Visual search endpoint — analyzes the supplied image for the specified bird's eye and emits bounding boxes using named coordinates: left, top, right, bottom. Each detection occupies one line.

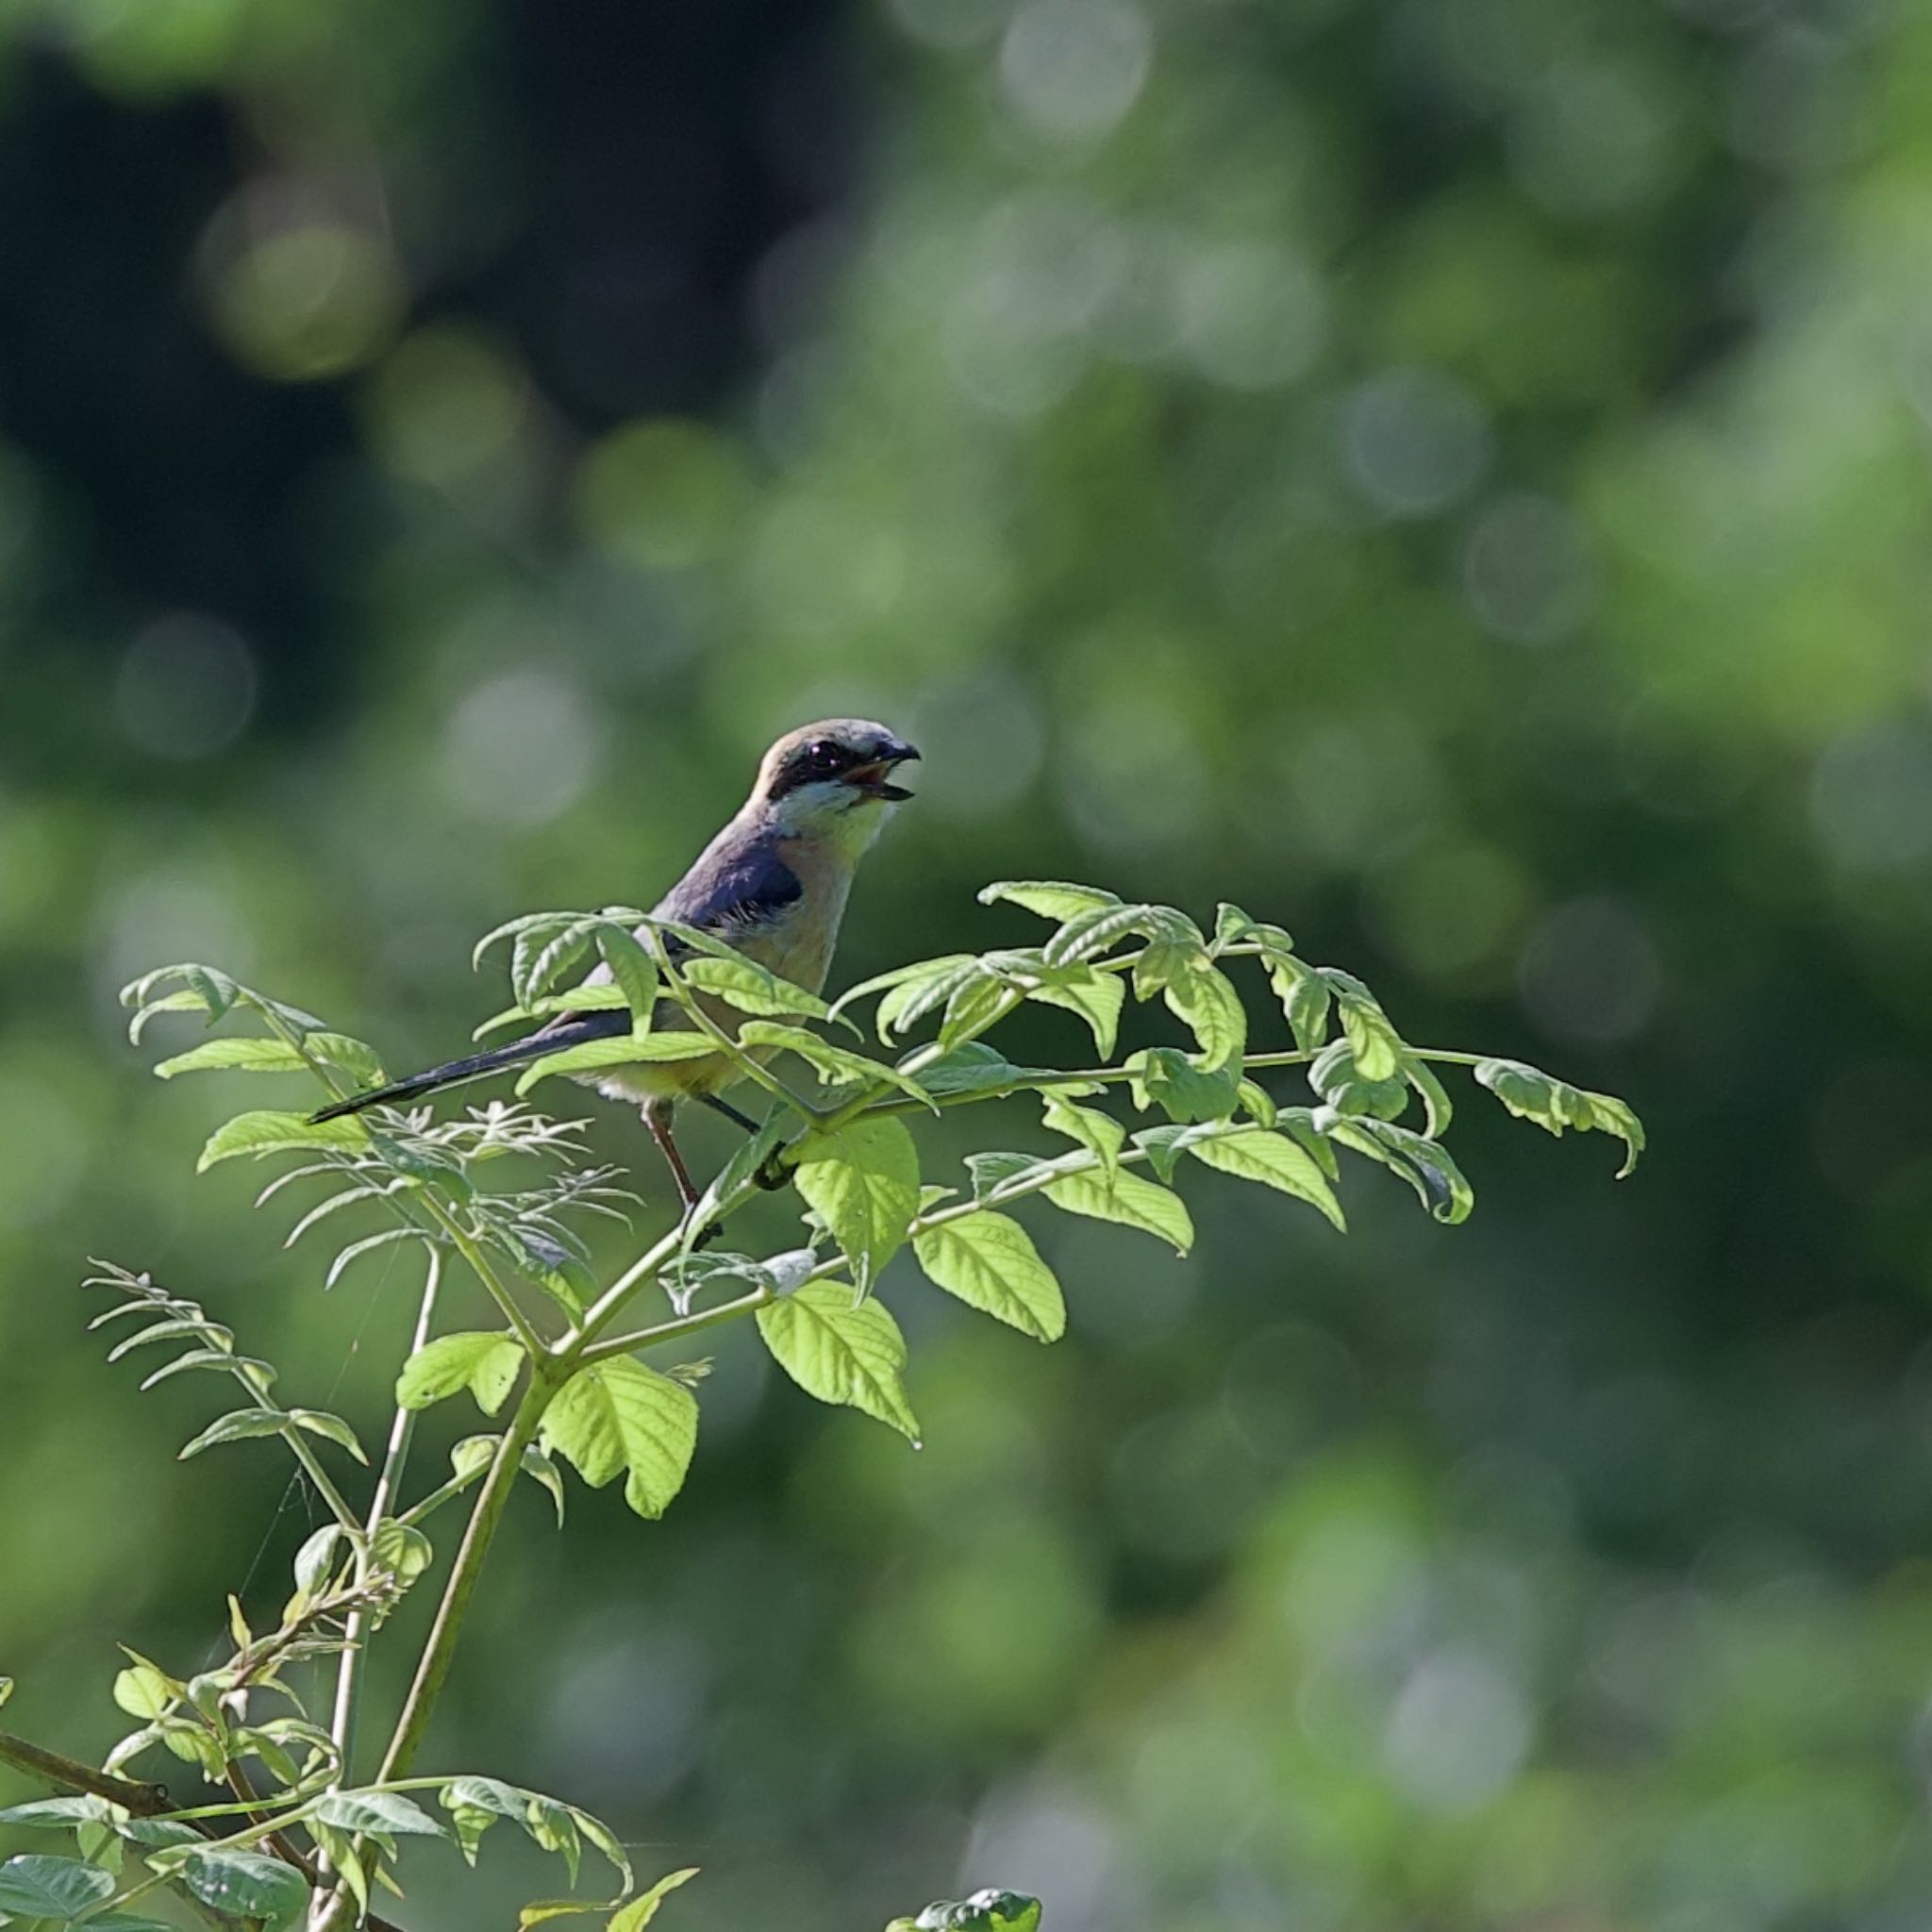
left=804, top=741, right=843, bottom=775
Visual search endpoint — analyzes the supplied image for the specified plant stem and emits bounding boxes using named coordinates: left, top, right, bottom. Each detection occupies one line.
left=328, top=1246, right=442, bottom=1783
left=375, top=1370, right=554, bottom=1783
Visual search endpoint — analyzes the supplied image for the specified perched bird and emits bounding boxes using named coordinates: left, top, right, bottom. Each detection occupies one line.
left=312, top=719, right=920, bottom=1215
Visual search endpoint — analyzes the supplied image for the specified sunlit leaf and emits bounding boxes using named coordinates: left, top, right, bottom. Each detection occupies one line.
left=757, top=1282, right=920, bottom=1441
left=177, top=1408, right=291, bottom=1459
left=1124, top=1047, right=1241, bottom=1124
left=913, top=1212, right=1065, bottom=1342
left=1474, top=1058, right=1645, bottom=1176
left=1043, top=1164, right=1194, bottom=1253
left=541, top=1358, right=700, bottom=1520
left=197, top=1110, right=368, bottom=1172
left=680, top=954, right=828, bottom=1018
left=977, top=880, right=1123, bottom=922
left=396, top=1331, right=525, bottom=1417
left=514, top=1031, right=717, bottom=1095
left=1024, top=962, right=1124, bottom=1057
left=792, top=1116, right=921, bottom=1295
left=177, top=1847, right=308, bottom=1929
left=155, top=1037, right=308, bottom=1079
left=1183, top=1128, right=1345, bottom=1230
left=310, top=1790, right=446, bottom=1839
left=608, top=1867, right=701, bottom=1930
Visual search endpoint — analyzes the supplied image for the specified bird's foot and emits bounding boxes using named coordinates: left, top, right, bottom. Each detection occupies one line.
left=754, top=1148, right=794, bottom=1191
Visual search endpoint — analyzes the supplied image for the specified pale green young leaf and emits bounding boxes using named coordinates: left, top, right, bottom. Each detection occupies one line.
left=396, top=1332, right=526, bottom=1415
left=757, top=1282, right=921, bottom=1441
left=1024, top=962, right=1124, bottom=1057
left=514, top=1031, right=717, bottom=1094
left=1041, top=1094, right=1124, bottom=1180
left=608, top=1868, right=701, bottom=1931
left=197, top=1110, right=368, bottom=1171
left=594, top=925, right=661, bottom=1028
left=1474, top=1058, right=1645, bottom=1176
left=309, top=1033, right=387, bottom=1086
left=325, top=1225, right=422, bottom=1290
left=371, top=1518, right=434, bottom=1584
left=737, top=1022, right=938, bottom=1109
left=1308, top=1039, right=1410, bottom=1121
left=1237, top=1077, right=1277, bottom=1127
left=1044, top=1164, right=1194, bottom=1253
left=1161, top=958, right=1246, bottom=1070
left=910, top=1042, right=1049, bottom=1097
left=1184, top=1128, right=1346, bottom=1230
left=155, top=1037, right=308, bottom=1079
left=913, top=1213, right=1065, bottom=1342
left=111, top=1659, right=178, bottom=1720
left=977, top=880, right=1123, bottom=922
left=293, top=1523, right=343, bottom=1594
left=127, top=987, right=209, bottom=1042
left=1265, top=954, right=1332, bottom=1051
left=937, top=972, right=1014, bottom=1048
left=0, top=1795, right=114, bottom=1828
left=793, top=1116, right=921, bottom=1295
left=1403, top=1055, right=1455, bottom=1137
left=541, top=1358, right=699, bottom=1520
left=473, top=984, right=630, bottom=1041
left=1041, top=901, right=1157, bottom=966
left=1321, top=969, right=1404, bottom=1081
left=964, top=1151, right=1047, bottom=1199
left=869, top=957, right=983, bottom=1039
left=681, top=954, right=829, bottom=1019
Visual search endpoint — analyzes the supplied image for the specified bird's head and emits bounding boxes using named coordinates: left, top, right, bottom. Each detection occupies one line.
left=749, top=719, right=922, bottom=851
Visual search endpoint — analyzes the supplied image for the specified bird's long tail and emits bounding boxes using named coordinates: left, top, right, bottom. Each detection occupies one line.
left=309, top=1012, right=626, bottom=1124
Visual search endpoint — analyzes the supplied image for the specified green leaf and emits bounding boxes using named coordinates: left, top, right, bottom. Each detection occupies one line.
left=594, top=925, right=661, bottom=1028
left=1308, top=1039, right=1410, bottom=1121
left=1403, top=1054, right=1455, bottom=1137
left=396, top=1332, right=526, bottom=1416
left=1124, top=1047, right=1241, bottom=1124
left=177, top=1848, right=308, bottom=1929
left=112, top=1660, right=178, bottom=1720
left=177, top=1408, right=292, bottom=1459
left=126, top=986, right=210, bottom=1042
left=371, top=1518, right=435, bottom=1585
left=289, top=1407, right=370, bottom=1461
left=523, top=1442, right=569, bottom=1524
left=1041, top=1095, right=1124, bottom=1180
left=964, top=1151, right=1048, bottom=1199
left=155, top=1037, right=308, bottom=1079
left=541, top=1357, right=700, bottom=1520
left=1024, top=963, right=1124, bottom=1057
left=310, top=1032, right=386, bottom=1085
left=758, top=1282, right=921, bottom=1441
left=0, top=1855, right=117, bottom=1919
left=1183, top=1128, right=1346, bottom=1230
left=862, top=956, right=984, bottom=1040
left=197, top=1110, right=368, bottom=1171
left=792, top=1116, right=921, bottom=1295
left=913, top=1213, right=1065, bottom=1342
left=1265, top=953, right=1332, bottom=1051
left=977, top=880, right=1122, bottom=922
left=911, top=1042, right=1041, bottom=1097
left=1041, top=901, right=1158, bottom=966
left=1324, top=1115, right=1474, bottom=1223
left=608, top=1867, right=701, bottom=1931
left=1044, top=1164, right=1194, bottom=1254
left=1321, top=969, right=1404, bottom=1081
left=515, top=1030, right=718, bottom=1094
left=680, top=954, right=829, bottom=1018
left=292, top=1523, right=343, bottom=1594
left=737, top=1023, right=938, bottom=1109
left=310, top=1790, right=446, bottom=1838
left=1474, top=1058, right=1645, bottom=1176
left=1161, top=958, right=1246, bottom=1070
left=0, top=1796, right=115, bottom=1828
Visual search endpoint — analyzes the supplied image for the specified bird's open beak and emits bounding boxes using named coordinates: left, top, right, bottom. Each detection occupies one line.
left=847, top=743, right=921, bottom=802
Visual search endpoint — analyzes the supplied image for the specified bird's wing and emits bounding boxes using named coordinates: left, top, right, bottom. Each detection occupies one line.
left=651, top=830, right=804, bottom=942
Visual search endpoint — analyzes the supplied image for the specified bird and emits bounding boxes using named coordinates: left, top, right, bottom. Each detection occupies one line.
left=312, top=719, right=920, bottom=1218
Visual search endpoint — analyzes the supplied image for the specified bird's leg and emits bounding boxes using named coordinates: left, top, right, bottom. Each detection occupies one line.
left=642, top=1100, right=724, bottom=1249
left=697, top=1092, right=762, bottom=1136
left=697, top=1090, right=793, bottom=1191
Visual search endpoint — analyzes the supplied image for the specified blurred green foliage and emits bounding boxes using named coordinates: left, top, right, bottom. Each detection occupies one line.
left=3, top=0, right=1931, bottom=1926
